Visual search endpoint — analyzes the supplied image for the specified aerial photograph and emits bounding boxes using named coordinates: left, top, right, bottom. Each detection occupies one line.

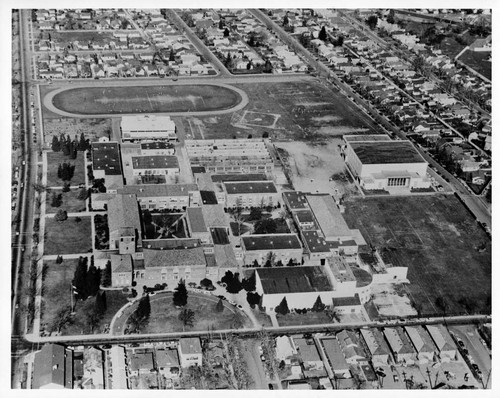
left=10, top=5, right=492, bottom=391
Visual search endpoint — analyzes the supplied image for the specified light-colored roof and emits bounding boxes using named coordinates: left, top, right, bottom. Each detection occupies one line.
left=129, top=352, right=154, bottom=372
left=425, top=324, right=456, bottom=353
left=321, top=338, right=350, bottom=372
left=201, top=204, right=228, bottom=227
left=294, top=338, right=322, bottom=363
left=107, top=194, right=141, bottom=234
left=360, top=328, right=391, bottom=357
left=404, top=326, right=436, bottom=354
left=275, top=336, right=297, bottom=361
left=143, top=247, right=206, bottom=268
left=118, top=183, right=198, bottom=198
left=179, top=338, right=202, bottom=355
left=155, top=349, right=179, bottom=368
left=383, top=327, right=416, bottom=355
left=111, top=254, right=133, bottom=273
left=306, top=194, right=352, bottom=239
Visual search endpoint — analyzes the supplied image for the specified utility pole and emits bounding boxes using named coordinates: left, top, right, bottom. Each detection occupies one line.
left=426, top=367, right=433, bottom=389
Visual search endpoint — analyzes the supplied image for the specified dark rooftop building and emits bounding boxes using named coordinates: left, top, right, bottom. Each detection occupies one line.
left=332, top=294, right=362, bottom=307
left=223, top=181, right=277, bottom=195
left=140, top=141, right=173, bottom=151
left=210, top=227, right=230, bottom=245
left=256, top=266, right=333, bottom=294
left=191, top=166, right=206, bottom=174
left=33, top=344, right=73, bottom=389
left=282, top=191, right=309, bottom=211
left=200, top=190, right=218, bottom=205
left=91, top=142, right=122, bottom=175
left=132, top=155, right=179, bottom=169
left=301, top=230, right=330, bottom=253
left=211, top=173, right=268, bottom=182
left=349, top=141, right=426, bottom=164
left=242, top=233, right=302, bottom=251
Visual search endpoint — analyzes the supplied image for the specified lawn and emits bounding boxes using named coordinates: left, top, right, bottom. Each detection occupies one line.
left=46, top=151, right=86, bottom=187
left=51, top=84, right=242, bottom=115
left=41, top=257, right=129, bottom=335
left=112, top=292, right=252, bottom=334
left=343, top=195, right=491, bottom=315
left=458, top=50, right=491, bottom=80
left=45, top=188, right=86, bottom=214
left=191, top=80, right=381, bottom=142
left=144, top=213, right=186, bottom=239
left=276, top=311, right=332, bottom=327
left=44, top=216, right=92, bottom=255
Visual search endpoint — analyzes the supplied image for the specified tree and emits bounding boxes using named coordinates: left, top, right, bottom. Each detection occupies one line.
left=86, top=263, right=101, bottom=296
left=50, top=305, right=73, bottom=333
left=54, top=209, right=68, bottom=222
left=62, top=182, right=71, bottom=192
left=246, top=292, right=261, bottom=308
left=51, top=192, right=63, bottom=207
left=218, top=19, right=224, bottom=30
left=169, top=50, right=175, bottom=62
left=275, top=296, right=290, bottom=315
left=263, top=59, right=273, bottom=73
left=287, top=258, right=295, bottom=267
left=101, top=260, right=112, bottom=287
left=312, top=295, right=326, bottom=312
left=73, top=256, right=88, bottom=300
left=387, top=9, right=395, bottom=24
left=248, top=207, right=262, bottom=221
left=56, top=255, right=63, bottom=264
left=130, top=294, right=151, bottom=331
left=221, top=270, right=243, bottom=294
left=62, top=135, right=71, bottom=156
left=318, top=26, right=327, bottom=41
left=253, top=259, right=259, bottom=268
left=142, top=209, right=152, bottom=225
left=200, top=278, right=214, bottom=290
left=336, top=35, right=344, bottom=46
left=367, top=15, right=378, bottom=29
left=215, top=298, right=224, bottom=313
left=262, top=131, right=269, bottom=139
left=51, top=135, right=61, bottom=152
left=95, top=290, right=107, bottom=315
left=283, top=14, right=289, bottom=27
left=223, top=27, right=229, bottom=37
left=173, top=279, right=188, bottom=307
left=178, top=308, right=195, bottom=330
left=254, top=218, right=277, bottom=234
left=242, top=272, right=256, bottom=292
left=435, top=296, right=449, bottom=316
left=77, top=187, right=88, bottom=201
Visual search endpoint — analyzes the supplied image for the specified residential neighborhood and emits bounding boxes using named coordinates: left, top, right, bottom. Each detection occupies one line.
left=11, top=7, right=492, bottom=392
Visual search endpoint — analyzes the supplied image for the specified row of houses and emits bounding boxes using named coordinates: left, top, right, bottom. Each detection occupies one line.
left=31, top=338, right=203, bottom=389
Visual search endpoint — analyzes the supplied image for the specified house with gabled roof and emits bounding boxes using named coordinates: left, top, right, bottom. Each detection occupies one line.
left=336, top=330, right=368, bottom=365
left=383, top=327, right=417, bottom=364
left=425, top=324, right=457, bottom=362
left=404, top=326, right=437, bottom=364
left=360, top=328, right=391, bottom=366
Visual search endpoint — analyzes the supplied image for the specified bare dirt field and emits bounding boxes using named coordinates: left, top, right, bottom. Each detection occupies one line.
left=274, top=139, right=360, bottom=199
left=343, top=195, right=491, bottom=316
left=184, top=79, right=380, bottom=142
left=43, top=118, right=112, bottom=145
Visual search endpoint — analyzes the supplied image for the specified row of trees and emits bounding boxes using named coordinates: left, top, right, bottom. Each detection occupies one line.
left=72, top=256, right=101, bottom=301
left=275, top=295, right=326, bottom=315
left=51, top=132, right=90, bottom=154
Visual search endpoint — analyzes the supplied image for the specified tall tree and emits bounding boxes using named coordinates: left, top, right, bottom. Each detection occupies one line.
left=73, top=256, right=88, bottom=300
left=246, top=292, right=261, bottom=308
left=95, top=290, right=107, bottom=315
left=318, top=26, right=327, bottom=41
left=54, top=209, right=68, bottom=222
left=242, top=272, right=256, bottom=292
left=223, top=27, right=229, bottom=37
left=50, top=305, right=73, bottom=333
left=387, top=9, right=395, bottom=24
left=51, top=135, right=61, bottom=152
left=367, top=15, right=378, bottom=29
left=218, top=19, right=224, bottom=30
left=86, top=263, right=101, bottom=296
left=283, top=14, right=289, bottom=27
left=130, top=294, right=151, bottom=331
left=215, top=298, right=224, bottom=313
left=51, top=192, right=63, bottom=207
left=275, top=296, right=290, bottom=315
left=173, top=279, right=188, bottom=307
left=178, top=308, right=195, bottom=329
left=101, top=260, right=112, bottom=287
left=312, top=295, right=326, bottom=312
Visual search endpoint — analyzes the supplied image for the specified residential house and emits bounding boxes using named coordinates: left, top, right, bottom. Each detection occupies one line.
left=336, top=330, right=368, bottom=365
left=155, top=349, right=180, bottom=378
left=178, top=338, right=203, bottom=368
left=128, top=351, right=155, bottom=376
left=383, top=327, right=417, bottom=365
left=293, top=337, right=327, bottom=378
left=321, top=337, right=351, bottom=378
left=404, top=326, right=437, bottom=364
left=425, top=324, right=457, bottom=362
left=360, top=328, right=391, bottom=366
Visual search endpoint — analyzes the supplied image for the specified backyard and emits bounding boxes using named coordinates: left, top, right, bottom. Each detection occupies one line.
left=46, top=151, right=86, bottom=187
left=112, top=292, right=252, bottom=334
left=343, top=195, right=491, bottom=315
left=44, top=216, right=92, bottom=255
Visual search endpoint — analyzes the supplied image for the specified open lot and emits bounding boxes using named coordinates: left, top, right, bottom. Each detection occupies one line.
left=50, top=84, right=242, bottom=115
left=44, top=216, right=92, bottom=255
left=46, top=151, right=86, bottom=187
left=188, top=79, right=379, bottom=142
left=275, top=139, right=360, bottom=199
left=49, top=31, right=117, bottom=48
left=45, top=188, right=86, bottom=214
left=43, top=117, right=112, bottom=143
left=112, top=292, right=252, bottom=334
left=343, top=195, right=491, bottom=315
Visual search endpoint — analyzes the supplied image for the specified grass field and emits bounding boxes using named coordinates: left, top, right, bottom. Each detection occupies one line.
left=51, top=85, right=242, bottom=115
left=276, top=311, right=332, bottom=327
left=188, top=80, right=380, bottom=142
left=343, top=195, right=491, bottom=315
left=112, top=292, right=252, bottom=334
left=44, top=216, right=92, bottom=255
left=45, top=188, right=86, bottom=213
left=46, top=151, right=86, bottom=187
left=459, top=50, right=491, bottom=80
left=41, top=258, right=129, bottom=335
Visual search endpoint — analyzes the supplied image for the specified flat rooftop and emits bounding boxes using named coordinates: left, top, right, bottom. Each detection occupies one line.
left=91, top=142, right=122, bottom=175
left=211, top=173, right=269, bottom=182
left=121, top=114, right=175, bottom=132
left=306, top=194, right=352, bottom=239
left=283, top=191, right=309, bottom=211
left=132, top=155, right=179, bottom=169
left=242, top=233, right=302, bottom=251
left=118, top=183, right=198, bottom=197
left=140, top=141, right=173, bottom=150
left=224, top=181, right=277, bottom=195
left=349, top=141, right=426, bottom=164
left=257, top=266, right=333, bottom=294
